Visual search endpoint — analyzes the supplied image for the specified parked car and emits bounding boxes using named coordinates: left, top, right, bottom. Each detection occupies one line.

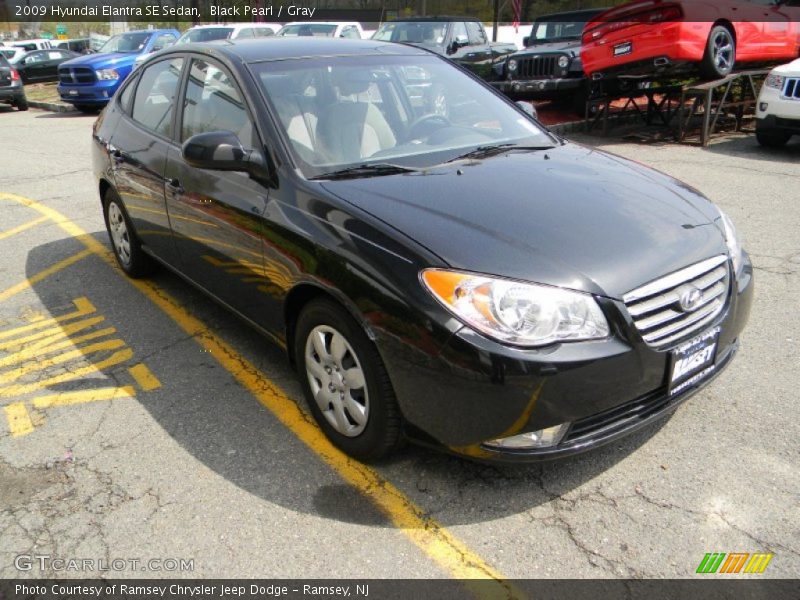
left=10, top=39, right=55, bottom=51
left=93, top=38, right=752, bottom=462
left=57, top=29, right=179, bottom=113
left=11, top=48, right=81, bottom=83
left=0, top=47, right=25, bottom=63
left=277, top=22, right=364, bottom=39
left=582, top=0, right=800, bottom=81
left=492, top=8, right=605, bottom=113
left=0, top=55, right=27, bottom=111
left=55, top=38, right=92, bottom=54
left=373, top=17, right=516, bottom=80
left=756, top=58, right=800, bottom=147
left=133, top=23, right=279, bottom=70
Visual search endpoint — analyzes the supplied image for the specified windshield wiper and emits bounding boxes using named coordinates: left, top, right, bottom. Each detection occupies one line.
left=445, top=144, right=552, bottom=163
left=310, top=163, right=420, bottom=180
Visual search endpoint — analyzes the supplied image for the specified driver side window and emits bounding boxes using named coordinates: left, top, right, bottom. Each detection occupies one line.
left=181, top=59, right=257, bottom=149
left=450, top=22, right=469, bottom=46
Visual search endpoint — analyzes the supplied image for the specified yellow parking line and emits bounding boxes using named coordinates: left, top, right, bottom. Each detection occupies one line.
left=33, top=386, right=136, bottom=408
left=0, top=192, right=517, bottom=593
left=0, top=248, right=93, bottom=303
left=128, top=363, right=161, bottom=391
left=0, top=325, right=115, bottom=368
left=0, top=348, right=134, bottom=398
left=126, top=203, right=219, bottom=228
left=4, top=402, right=34, bottom=436
left=0, top=215, right=49, bottom=241
left=0, top=297, right=97, bottom=341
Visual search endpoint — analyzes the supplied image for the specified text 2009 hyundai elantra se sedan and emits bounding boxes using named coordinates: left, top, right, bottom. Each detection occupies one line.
left=92, top=38, right=752, bottom=462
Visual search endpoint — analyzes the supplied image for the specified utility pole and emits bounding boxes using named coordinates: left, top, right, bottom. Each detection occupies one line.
left=492, top=0, right=499, bottom=41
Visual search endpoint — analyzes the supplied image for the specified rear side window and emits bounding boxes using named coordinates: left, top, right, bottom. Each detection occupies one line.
left=466, top=22, right=486, bottom=45
left=131, top=57, right=184, bottom=137
left=118, top=72, right=139, bottom=114
left=181, top=59, right=256, bottom=148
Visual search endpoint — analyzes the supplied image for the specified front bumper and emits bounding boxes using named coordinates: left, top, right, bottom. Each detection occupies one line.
left=380, top=256, right=753, bottom=462
left=57, top=79, right=119, bottom=105
left=492, top=76, right=583, bottom=97
left=756, top=84, right=800, bottom=132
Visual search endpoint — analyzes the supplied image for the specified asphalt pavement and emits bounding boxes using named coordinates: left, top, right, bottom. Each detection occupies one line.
left=0, top=106, right=798, bottom=582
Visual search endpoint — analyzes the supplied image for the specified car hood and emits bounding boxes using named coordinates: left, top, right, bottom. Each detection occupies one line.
left=321, top=143, right=727, bottom=299
left=516, top=40, right=580, bottom=55
left=60, top=52, right=137, bottom=69
left=401, top=41, right=446, bottom=55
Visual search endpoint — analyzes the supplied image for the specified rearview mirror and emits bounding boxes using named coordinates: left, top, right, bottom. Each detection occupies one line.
left=516, top=101, right=538, bottom=120
left=182, top=131, right=271, bottom=181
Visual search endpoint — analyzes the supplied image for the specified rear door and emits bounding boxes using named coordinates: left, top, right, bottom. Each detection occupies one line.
left=163, top=56, right=271, bottom=328
left=21, top=51, right=47, bottom=82
left=109, top=56, right=185, bottom=266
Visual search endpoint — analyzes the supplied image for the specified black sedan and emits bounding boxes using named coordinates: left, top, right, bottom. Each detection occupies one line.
left=91, top=39, right=752, bottom=462
left=11, top=48, right=81, bottom=83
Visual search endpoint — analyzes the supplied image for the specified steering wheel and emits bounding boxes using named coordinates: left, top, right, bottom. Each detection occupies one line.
left=406, top=113, right=452, bottom=141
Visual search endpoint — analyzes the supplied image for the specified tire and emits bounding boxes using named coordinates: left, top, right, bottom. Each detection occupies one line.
left=102, top=189, right=156, bottom=278
left=15, top=95, right=28, bottom=111
left=294, top=299, right=403, bottom=461
left=700, top=25, right=735, bottom=79
left=756, top=127, right=791, bottom=148
left=75, top=104, right=100, bottom=114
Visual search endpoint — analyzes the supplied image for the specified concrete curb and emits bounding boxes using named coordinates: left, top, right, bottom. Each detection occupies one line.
left=28, top=100, right=76, bottom=113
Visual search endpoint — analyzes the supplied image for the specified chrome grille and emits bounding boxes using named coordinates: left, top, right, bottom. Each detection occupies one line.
left=58, top=66, right=95, bottom=85
left=514, top=55, right=558, bottom=79
left=783, top=78, right=800, bottom=100
left=623, top=255, right=730, bottom=348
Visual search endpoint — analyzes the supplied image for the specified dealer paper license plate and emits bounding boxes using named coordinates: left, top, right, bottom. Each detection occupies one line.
left=668, top=326, right=720, bottom=395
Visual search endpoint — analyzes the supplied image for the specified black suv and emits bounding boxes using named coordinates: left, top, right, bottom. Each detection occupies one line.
left=492, top=9, right=605, bottom=114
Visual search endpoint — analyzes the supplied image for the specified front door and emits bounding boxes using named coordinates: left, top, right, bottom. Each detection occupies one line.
left=164, top=57, right=271, bottom=330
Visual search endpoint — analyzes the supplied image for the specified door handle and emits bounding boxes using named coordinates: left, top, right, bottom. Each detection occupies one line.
left=166, top=178, right=184, bottom=194
left=107, top=145, right=124, bottom=164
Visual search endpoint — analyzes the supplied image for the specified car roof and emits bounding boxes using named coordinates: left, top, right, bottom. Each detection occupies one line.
left=387, top=16, right=481, bottom=22
left=169, top=37, right=427, bottom=63
left=280, top=22, right=359, bottom=27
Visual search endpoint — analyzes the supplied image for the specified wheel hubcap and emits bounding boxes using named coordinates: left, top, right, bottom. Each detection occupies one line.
left=713, top=31, right=733, bottom=71
left=107, top=202, right=131, bottom=266
left=304, top=325, right=368, bottom=437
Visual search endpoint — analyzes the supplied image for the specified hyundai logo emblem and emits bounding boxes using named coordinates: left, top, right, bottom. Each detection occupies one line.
left=678, top=285, right=704, bottom=312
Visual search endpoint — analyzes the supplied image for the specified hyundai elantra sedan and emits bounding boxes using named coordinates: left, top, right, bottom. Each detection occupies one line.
left=92, top=38, right=752, bottom=462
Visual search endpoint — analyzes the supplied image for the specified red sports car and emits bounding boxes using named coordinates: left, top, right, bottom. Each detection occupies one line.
left=581, top=0, right=800, bottom=81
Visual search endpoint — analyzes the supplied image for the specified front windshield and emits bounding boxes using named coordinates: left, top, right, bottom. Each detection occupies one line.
left=278, top=24, right=337, bottom=37
left=254, top=54, right=554, bottom=179
left=177, top=28, right=233, bottom=44
left=531, top=18, right=591, bottom=42
left=98, top=32, right=151, bottom=53
left=373, top=21, right=448, bottom=45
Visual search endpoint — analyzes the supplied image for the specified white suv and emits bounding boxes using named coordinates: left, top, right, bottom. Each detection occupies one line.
left=756, top=58, right=800, bottom=147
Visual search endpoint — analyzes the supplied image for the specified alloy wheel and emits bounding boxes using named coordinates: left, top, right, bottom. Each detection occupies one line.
left=712, top=30, right=734, bottom=72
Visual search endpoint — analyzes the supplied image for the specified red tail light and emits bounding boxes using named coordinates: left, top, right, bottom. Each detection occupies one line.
left=10, top=69, right=20, bottom=81
left=583, top=4, right=683, bottom=44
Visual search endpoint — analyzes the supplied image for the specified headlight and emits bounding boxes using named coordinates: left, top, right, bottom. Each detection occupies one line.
left=764, top=72, right=784, bottom=89
left=718, top=210, right=743, bottom=274
left=96, top=68, right=119, bottom=81
left=558, top=55, right=570, bottom=68
left=421, top=269, right=609, bottom=347
left=507, top=59, right=518, bottom=72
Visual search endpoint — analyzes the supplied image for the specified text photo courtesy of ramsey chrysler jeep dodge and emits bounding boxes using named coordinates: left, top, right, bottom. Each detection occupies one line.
left=92, top=38, right=752, bottom=463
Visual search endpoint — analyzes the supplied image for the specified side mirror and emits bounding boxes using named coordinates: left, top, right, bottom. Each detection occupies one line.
left=522, top=36, right=530, bottom=48
left=516, top=100, right=538, bottom=120
left=182, top=131, right=272, bottom=181
left=449, top=34, right=468, bottom=53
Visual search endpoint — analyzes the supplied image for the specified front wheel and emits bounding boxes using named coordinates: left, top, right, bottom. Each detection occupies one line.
left=103, top=189, right=156, bottom=278
left=700, top=26, right=735, bottom=79
left=295, top=299, right=402, bottom=461
left=756, top=127, right=791, bottom=148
